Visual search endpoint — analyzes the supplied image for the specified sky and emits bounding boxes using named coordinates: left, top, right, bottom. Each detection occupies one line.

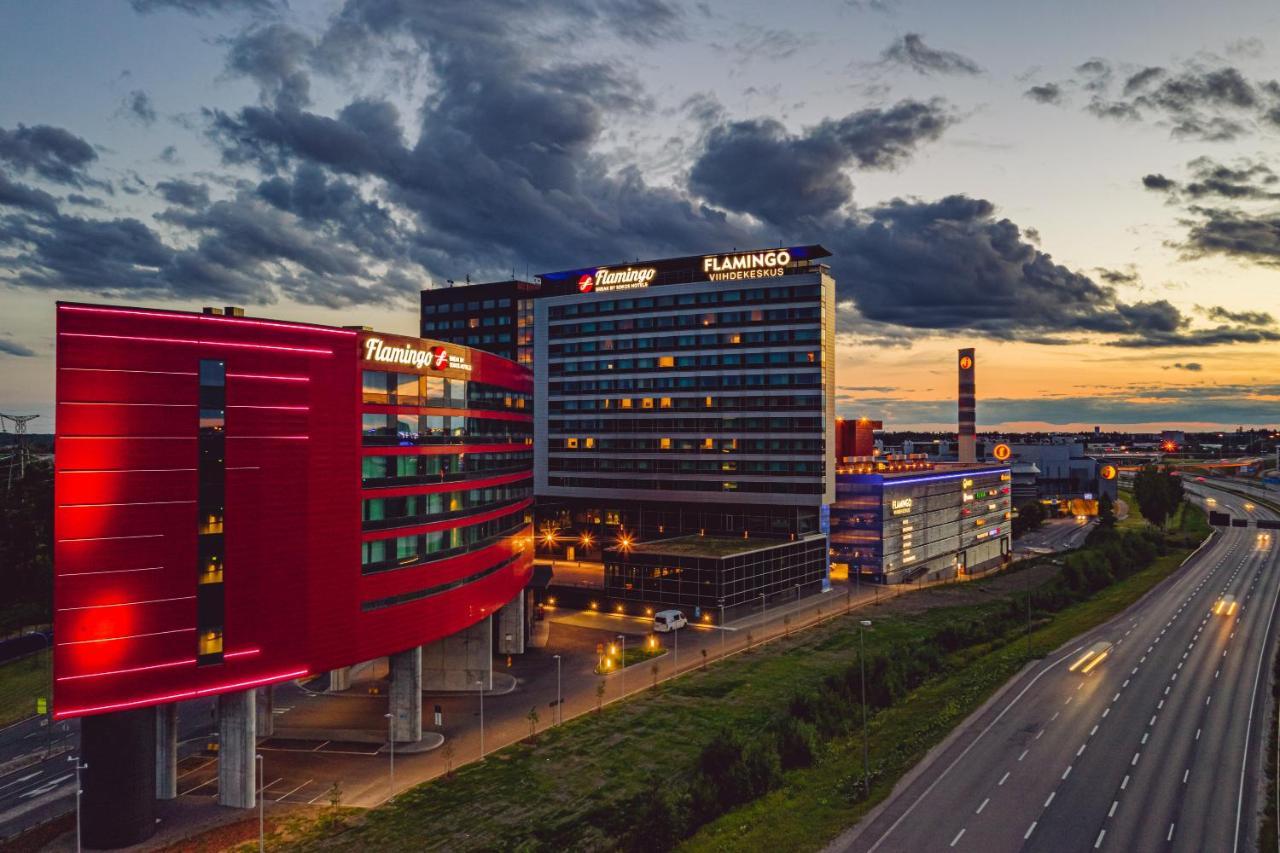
left=1, top=0, right=1278, bottom=432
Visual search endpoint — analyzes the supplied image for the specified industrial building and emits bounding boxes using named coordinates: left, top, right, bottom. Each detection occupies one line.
left=54, top=302, right=533, bottom=845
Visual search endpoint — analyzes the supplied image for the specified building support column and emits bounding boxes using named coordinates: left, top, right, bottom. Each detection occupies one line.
left=423, top=616, right=493, bottom=691
left=217, top=690, right=256, bottom=809
left=155, top=702, right=178, bottom=800
left=256, top=685, right=274, bottom=738
left=497, top=593, right=525, bottom=655
left=328, top=666, right=351, bottom=692
left=389, top=646, right=422, bottom=743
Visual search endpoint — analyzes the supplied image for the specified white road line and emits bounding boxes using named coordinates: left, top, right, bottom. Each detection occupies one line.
left=1132, top=752, right=1141, bottom=766
left=1025, top=821, right=1037, bottom=840
left=1019, top=749, right=1029, bottom=761
left=1078, top=744, right=1087, bottom=756
left=976, top=797, right=989, bottom=814
left=1109, top=800, right=1119, bottom=817
left=1051, top=712, right=1059, bottom=722
left=999, top=771, right=1010, bottom=786
left=1197, top=727, right=1202, bottom=740
left=1121, top=774, right=1129, bottom=790
left=1091, top=724, right=1099, bottom=736
left=0, top=771, right=41, bottom=793
left=276, top=779, right=312, bottom=801
left=1150, top=715, right=1157, bottom=726
left=1062, top=766, right=1072, bottom=780
left=951, top=828, right=966, bottom=847
left=1168, top=823, right=1176, bottom=841
left=1095, top=829, right=1106, bottom=848
left=1183, top=769, right=1190, bottom=784
left=1045, top=791, right=1056, bottom=807
left=1141, top=733, right=1149, bottom=744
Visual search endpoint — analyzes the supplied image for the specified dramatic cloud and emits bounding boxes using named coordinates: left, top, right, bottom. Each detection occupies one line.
left=1149, top=156, right=1280, bottom=200
left=1096, top=267, right=1139, bottom=284
left=154, top=178, right=210, bottom=208
left=223, top=23, right=314, bottom=109
left=0, top=124, right=98, bottom=187
left=1203, top=305, right=1274, bottom=326
left=1178, top=206, right=1280, bottom=267
left=0, top=172, right=59, bottom=216
left=881, top=34, right=981, bottom=76
left=688, top=100, right=952, bottom=223
left=130, top=0, right=283, bottom=15
left=1143, top=173, right=1176, bottom=191
left=1166, top=362, right=1203, bottom=371
left=1024, top=83, right=1062, bottom=105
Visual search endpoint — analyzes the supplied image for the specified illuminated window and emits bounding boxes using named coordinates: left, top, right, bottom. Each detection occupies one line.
left=659, top=397, right=673, bottom=409
left=642, top=397, right=654, bottom=409
left=199, top=512, right=224, bottom=535
left=566, top=437, right=579, bottom=448
left=729, top=334, right=742, bottom=344
left=660, top=437, right=672, bottom=450
left=702, top=437, right=714, bottom=449
left=584, top=437, right=596, bottom=449
left=199, top=556, right=223, bottom=585
left=658, top=356, right=675, bottom=368
left=198, top=630, right=223, bottom=657
left=620, top=398, right=633, bottom=409
left=468, top=317, right=480, bottom=328
left=705, top=396, right=713, bottom=408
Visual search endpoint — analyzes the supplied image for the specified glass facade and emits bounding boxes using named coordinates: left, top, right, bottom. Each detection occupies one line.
left=196, top=359, right=226, bottom=665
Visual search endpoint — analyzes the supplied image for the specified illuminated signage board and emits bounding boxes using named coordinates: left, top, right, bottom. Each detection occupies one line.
left=992, top=443, right=1012, bottom=461
left=891, top=497, right=913, bottom=515
left=364, top=337, right=471, bottom=372
left=1100, top=464, right=1118, bottom=480
left=702, top=249, right=791, bottom=281
left=962, top=478, right=974, bottom=489
left=959, top=354, right=973, bottom=370
left=577, top=266, right=657, bottom=293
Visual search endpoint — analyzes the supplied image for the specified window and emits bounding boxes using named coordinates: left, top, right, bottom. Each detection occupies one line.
left=642, top=398, right=654, bottom=409
left=566, top=437, right=579, bottom=449
left=198, top=630, right=223, bottom=657
left=660, top=437, right=672, bottom=450
left=658, top=356, right=675, bottom=368
left=660, top=397, right=673, bottom=409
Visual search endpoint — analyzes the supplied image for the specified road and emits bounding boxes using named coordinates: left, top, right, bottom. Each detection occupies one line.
left=1014, top=516, right=1095, bottom=558
left=836, top=482, right=1279, bottom=853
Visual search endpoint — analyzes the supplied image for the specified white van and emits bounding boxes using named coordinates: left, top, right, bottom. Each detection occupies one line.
left=653, top=609, right=687, bottom=633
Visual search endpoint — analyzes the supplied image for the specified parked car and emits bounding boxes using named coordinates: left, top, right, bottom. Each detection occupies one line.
left=653, top=609, right=688, bottom=632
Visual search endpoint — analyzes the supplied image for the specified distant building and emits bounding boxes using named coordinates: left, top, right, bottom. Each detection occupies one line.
left=836, top=417, right=881, bottom=460
left=1006, top=441, right=1118, bottom=510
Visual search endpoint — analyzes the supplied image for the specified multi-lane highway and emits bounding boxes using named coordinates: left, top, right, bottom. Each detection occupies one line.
left=837, top=483, right=1279, bottom=853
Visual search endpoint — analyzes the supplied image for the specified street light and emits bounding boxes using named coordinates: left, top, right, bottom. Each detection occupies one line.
left=719, top=601, right=726, bottom=657
left=383, top=712, right=394, bottom=801
left=673, top=621, right=678, bottom=673
left=759, top=592, right=766, bottom=620
left=256, top=753, right=264, bottom=852
left=859, top=619, right=872, bottom=797
left=476, top=679, right=485, bottom=759
left=617, top=634, right=626, bottom=697
left=553, top=654, right=562, bottom=725
left=67, top=754, right=86, bottom=853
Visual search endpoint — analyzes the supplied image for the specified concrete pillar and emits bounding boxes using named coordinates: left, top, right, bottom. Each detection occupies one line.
left=81, top=707, right=156, bottom=848
left=156, top=702, right=178, bottom=800
left=497, top=593, right=526, bottom=655
left=328, top=666, right=351, bottom=692
left=217, top=690, right=256, bottom=809
left=389, top=646, right=423, bottom=743
left=423, top=615, right=493, bottom=691
left=256, top=686, right=274, bottom=737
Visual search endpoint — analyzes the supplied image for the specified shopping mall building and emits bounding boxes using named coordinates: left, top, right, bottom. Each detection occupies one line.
left=53, top=302, right=532, bottom=845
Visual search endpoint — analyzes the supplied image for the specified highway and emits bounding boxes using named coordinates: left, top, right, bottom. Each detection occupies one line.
left=836, top=482, right=1279, bottom=853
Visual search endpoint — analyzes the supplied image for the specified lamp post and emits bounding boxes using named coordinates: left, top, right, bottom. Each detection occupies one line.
left=476, top=679, right=485, bottom=759
left=759, top=592, right=766, bottom=621
left=673, top=622, right=678, bottom=673
left=553, top=654, right=562, bottom=725
left=719, top=601, right=726, bottom=657
left=256, top=753, right=264, bottom=851
left=68, top=754, right=86, bottom=853
left=617, top=634, right=626, bottom=696
left=383, top=712, right=394, bottom=800
left=859, top=619, right=872, bottom=797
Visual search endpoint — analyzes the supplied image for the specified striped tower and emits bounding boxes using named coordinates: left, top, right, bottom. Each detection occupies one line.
left=958, top=348, right=976, bottom=463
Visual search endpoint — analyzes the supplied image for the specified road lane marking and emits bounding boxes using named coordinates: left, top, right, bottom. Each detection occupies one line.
left=276, top=779, right=312, bottom=801
left=1183, top=769, right=1189, bottom=784
left=1062, top=766, right=1072, bottom=780
left=1019, top=749, right=1029, bottom=761
left=1168, top=823, right=1176, bottom=841
left=976, top=797, right=989, bottom=814
left=1091, top=724, right=1099, bottom=736
left=950, top=828, right=966, bottom=847
left=1078, top=744, right=1087, bottom=756
left=1132, top=752, right=1141, bottom=766
left=1095, top=829, right=1106, bottom=848
left=1025, top=821, right=1037, bottom=840
left=1045, top=791, right=1056, bottom=807
left=1109, top=800, right=1118, bottom=816
left=1141, top=733, right=1149, bottom=744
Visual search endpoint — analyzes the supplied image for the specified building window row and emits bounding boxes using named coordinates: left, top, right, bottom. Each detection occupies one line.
left=547, top=475, right=826, bottom=495
left=196, top=358, right=226, bottom=666
left=362, top=413, right=533, bottom=445
left=547, top=283, right=821, bottom=320
left=360, top=507, right=529, bottom=574
left=424, top=297, right=514, bottom=314
left=362, top=479, right=533, bottom=531
left=550, top=391, right=821, bottom=414
left=422, top=315, right=512, bottom=331
left=548, top=416, right=823, bottom=434
left=362, top=372, right=531, bottom=411
left=361, top=451, right=532, bottom=487
left=553, top=436, right=822, bottom=454
left=362, top=549, right=527, bottom=612
left=549, top=457, right=822, bottom=476
left=550, top=324, right=819, bottom=353
left=551, top=345, right=819, bottom=374
left=467, top=381, right=532, bottom=411
left=549, top=306, right=821, bottom=340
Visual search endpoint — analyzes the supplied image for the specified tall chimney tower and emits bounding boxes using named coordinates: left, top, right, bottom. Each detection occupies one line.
left=958, top=347, right=976, bottom=463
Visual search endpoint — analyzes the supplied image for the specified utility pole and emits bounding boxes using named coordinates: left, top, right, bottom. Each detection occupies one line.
left=0, top=413, right=38, bottom=489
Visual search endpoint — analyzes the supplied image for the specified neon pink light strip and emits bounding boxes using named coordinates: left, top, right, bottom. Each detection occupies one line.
left=227, top=435, right=310, bottom=440
left=226, top=405, right=310, bottom=411
left=62, top=468, right=197, bottom=474
left=60, top=303, right=356, bottom=336
left=60, top=367, right=198, bottom=376
left=226, top=466, right=261, bottom=471
left=61, top=436, right=195, bottom=440
left=59, top=500, right=195, bottom=508
left=227, top=373, right=310, bottom=383
left=61, top=565, right=164, bottom=577
left=58, top=533, right=163, bottom=543
left=55, top=667, right=310, bottom=718
left=59, top=332, right=332, bottom=356
left=57, top=595, right=196, bottom=613
left=60, top=401, right=193, bottom=407
left=58, top=626, right=194, bottom=646
left=55, top=647, right=260, bottom=683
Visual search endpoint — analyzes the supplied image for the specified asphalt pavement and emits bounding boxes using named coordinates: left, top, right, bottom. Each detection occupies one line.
left=834, top=483, right=1279, bottom=853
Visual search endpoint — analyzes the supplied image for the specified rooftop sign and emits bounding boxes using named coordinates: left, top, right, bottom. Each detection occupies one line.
left=537, top=244, right=830, bottom=291
left=363, top=336, right=471, bottom=372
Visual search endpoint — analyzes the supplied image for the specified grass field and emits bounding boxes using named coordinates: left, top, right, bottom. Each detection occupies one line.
left=270, top=508, right=1207, bottom=853
left=0, top=649, right=49, bottom=727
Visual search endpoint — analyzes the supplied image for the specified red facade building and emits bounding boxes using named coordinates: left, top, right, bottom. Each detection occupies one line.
left=54, top=303, right=533, bottom=720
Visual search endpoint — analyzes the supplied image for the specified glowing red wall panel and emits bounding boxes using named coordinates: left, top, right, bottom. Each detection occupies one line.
left=54, top=304, right=533, bottom=718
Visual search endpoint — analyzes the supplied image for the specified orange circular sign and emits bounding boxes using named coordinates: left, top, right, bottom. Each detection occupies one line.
left=992, top=443, right=1011, bottom=461
left=959, top=355, right=973, bottom=370
left=1100, top=464, right=1117, bottom=480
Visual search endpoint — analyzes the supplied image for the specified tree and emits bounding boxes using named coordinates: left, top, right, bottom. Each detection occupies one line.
left=596, top=679, right=606, bottom=713
left=1013, top=501, right=1046, bottom=536
left=527, top=706, right=539, bottom=740
left=1134, top=465, right=1182, bottom=528
left=1098, top=493, right=1116, bottom=529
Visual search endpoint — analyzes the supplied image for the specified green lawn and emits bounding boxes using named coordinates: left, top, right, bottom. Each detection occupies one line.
left=0, top=649, right=50, bottom=727
left=1116, top=489, right=1150, bottom=530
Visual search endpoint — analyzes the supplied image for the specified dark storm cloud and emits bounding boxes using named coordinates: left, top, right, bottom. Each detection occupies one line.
left=1024, top=83, right=1062, bottom=105
left=130, top=0, right=284, bottom=15
left=1096, top=267, right=1139, bottom=284
left=1203, top=305, right=1274, bottom=326
left=1179, top=205, right=1280, bottom=266
left=881, top=34, right=982, bottom=76
left=1143, top=173, right=1176, bottom=191
left=688, top=100, right=952, bottom=223
left=0, top=336, right=35, bottom=358
left=1122, top=67, right=1165, bottom=96
left=155, top=178, right=210, bottom=208
left=0, top=172, right=59, bottom=216
left=1108, top=325, right=1280, bottom=347
left=223, top=23, right=314, bottom=109
left=66, top=194, right=106, bottom=208
left=0, top=124, right=98, bottom=187
left=122, top=90, right=158, bottom=125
